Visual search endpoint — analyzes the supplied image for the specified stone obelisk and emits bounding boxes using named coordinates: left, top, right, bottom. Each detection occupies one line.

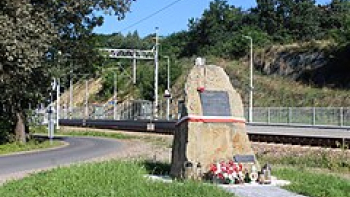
left=170, top=59, right=257, bottom=179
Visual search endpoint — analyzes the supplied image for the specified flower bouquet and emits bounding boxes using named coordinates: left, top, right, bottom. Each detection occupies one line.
left=209, top=160, right=245, bottom=184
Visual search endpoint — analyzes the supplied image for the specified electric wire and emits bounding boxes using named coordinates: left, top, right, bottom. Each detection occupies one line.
left=119, top=0, right=185, bottom=32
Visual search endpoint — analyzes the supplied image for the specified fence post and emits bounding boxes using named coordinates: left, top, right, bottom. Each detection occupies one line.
left=267, top=107, right=271, bottom=124
left=288, top=107, right=292, bottom=124
left=312, top=107, right=316, bottom=126
left=340, top=107, right=344, bottom=127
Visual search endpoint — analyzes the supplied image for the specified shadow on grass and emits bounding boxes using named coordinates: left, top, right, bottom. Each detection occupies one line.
left=142, top=160, right=171, bottom=175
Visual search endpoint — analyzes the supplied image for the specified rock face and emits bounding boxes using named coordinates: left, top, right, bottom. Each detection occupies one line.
left=255, top=45, right=328, bottom=80
left=170, top=63, right=257, bottom=179
left=254, top=43, right=350, bottom=88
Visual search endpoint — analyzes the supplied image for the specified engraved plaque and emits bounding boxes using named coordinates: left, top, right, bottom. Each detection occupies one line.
left=200, top=91, right=231, bottom=116
left=233, top=155, right=256, bottom=163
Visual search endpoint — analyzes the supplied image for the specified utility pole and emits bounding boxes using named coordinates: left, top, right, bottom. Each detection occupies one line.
left=243, top=35, right=254, bottom=123
left=154, top=27, right=159, bottom=118
left=164, top=56, right=171, bottom=120
left=85, top=80, right=89, bottom=119
left=56, top=78, right=60, bottom=129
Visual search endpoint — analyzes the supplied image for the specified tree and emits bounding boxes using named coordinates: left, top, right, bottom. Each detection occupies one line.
left=0, top=0, right=134, bottom=143
left=256, top=0, right=278, bottom=36
left=320, top=0, right=350, bottom=42
left=288, top=0, right=321, bottom=41
left=0, top=0, right=56, bottom=143
left=186, top=0, right=246, bottom=57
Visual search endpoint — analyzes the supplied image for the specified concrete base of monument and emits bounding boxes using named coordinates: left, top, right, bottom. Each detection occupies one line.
left=144, top=174, right=291, bottom=187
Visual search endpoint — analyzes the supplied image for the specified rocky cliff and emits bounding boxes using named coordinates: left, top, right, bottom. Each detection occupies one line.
left=254, top=41, right=350, bottom=89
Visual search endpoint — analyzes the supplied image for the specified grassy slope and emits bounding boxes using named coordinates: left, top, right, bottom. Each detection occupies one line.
left=59, top=78, right=103, bottom=107
left=0, top=161, right=234, bottom=197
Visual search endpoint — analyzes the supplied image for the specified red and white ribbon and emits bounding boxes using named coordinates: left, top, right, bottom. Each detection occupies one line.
left=176, top=115, right=246, bottom=125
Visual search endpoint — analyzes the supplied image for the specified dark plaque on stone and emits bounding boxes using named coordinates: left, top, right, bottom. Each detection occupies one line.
left=200, top=91, right=231, bottom=116
left=233, top=155, right=256, bottom=163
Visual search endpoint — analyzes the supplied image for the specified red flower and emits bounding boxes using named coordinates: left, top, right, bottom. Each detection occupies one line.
left=238, top=163, right=243, bottom=171
left=197, top=87, right=205, bottom=92
left=228, top=160, right=235, bottom=166
left=217, top=173, right=224, bottom=180
left=210, top=164, right=217, bottom=173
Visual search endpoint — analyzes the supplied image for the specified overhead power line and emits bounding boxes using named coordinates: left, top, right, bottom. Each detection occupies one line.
left=119, top=0, right=185, bottom=32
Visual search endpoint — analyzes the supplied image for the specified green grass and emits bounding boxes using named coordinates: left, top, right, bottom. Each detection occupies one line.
left=31, top=126, right=136, bottom=140
left=33, top=126, right=172, bottom=147
left=58, top=130, right=173, bottom=148
left=0, top=139, right=62, bottom=155
left=274, top=167, right=350, bottom=197
left=258, top=148, right=350, bottom=197
left=0, top=160, right=234, bottom=197
left=257, top=150, right=350, bottom=173
left=56, top=130, right=135, bottom=140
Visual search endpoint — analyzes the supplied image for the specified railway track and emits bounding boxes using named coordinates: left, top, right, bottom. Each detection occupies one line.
left=60, top=119, right=350, bottom=148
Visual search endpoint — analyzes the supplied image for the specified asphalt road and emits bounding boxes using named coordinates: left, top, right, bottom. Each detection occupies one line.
left=0, top=136, right=123, bottom=176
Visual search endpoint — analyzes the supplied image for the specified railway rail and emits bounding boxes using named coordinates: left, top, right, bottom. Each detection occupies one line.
left=59, top=119, right=350, bottom=148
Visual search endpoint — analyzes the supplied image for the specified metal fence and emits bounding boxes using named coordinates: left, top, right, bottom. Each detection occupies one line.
left=245, top=107, right=350, bottom=127
left=59, top=100, right=154, bottom=120
left=32, top=103, right=350, bottom=128
left=32, top=99, right=180, bottom=125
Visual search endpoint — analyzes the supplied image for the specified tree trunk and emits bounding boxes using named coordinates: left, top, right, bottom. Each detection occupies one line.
left=15, top=112, right=26, bottom=144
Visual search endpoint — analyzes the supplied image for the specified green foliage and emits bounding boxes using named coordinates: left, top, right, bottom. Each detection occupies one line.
left=98, top=69, right=130, bottom=101
left=0, top=161, right=235, bottom=197
left=93, top=32, right=186, bottom=101
left=321, top=0, right=350, bottom=42
left=0, top=0, right=56, bottom=141
left=161, top=0, right=350, bottom=59
left=254, top=0, right=322, bottom=41
left=136, top=63, right=155, bottom=100
left=92, top=0, right=350, bottom=103
left=0, top=113, right=15, bottom=144
left=274, top=167, right=350, bottom=197
left=94, top=31, right=154, bottom=49
left=0, top=0, right=134, bottom=142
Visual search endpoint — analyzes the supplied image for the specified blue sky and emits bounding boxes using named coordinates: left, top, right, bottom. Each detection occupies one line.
left=94, top=0, right=331, bottom=37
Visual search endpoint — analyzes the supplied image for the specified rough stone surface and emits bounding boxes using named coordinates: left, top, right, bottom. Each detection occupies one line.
left=170, top=64, right=257, bottom=178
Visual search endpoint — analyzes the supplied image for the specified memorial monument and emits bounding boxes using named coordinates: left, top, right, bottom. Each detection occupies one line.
left=170, top=58, right=258, bottom=181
